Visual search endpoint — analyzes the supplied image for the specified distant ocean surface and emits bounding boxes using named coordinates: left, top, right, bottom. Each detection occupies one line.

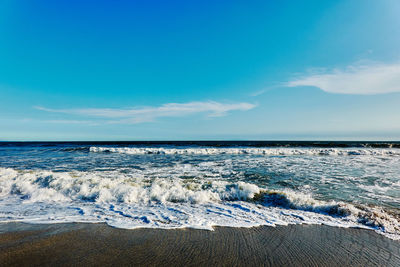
left=0, top=141, right=399, bottom=239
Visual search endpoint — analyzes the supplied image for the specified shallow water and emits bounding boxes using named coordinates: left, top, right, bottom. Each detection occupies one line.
left=0, top=141, right=399, bottom=239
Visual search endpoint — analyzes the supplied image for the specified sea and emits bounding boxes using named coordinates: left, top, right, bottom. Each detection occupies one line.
left=0, top=141, right=399, bottom=239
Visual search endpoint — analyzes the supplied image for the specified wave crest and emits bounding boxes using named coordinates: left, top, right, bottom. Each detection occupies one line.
left=89, top=146, right=400, bottom=156
left=0, top=167, right=399, bottom=239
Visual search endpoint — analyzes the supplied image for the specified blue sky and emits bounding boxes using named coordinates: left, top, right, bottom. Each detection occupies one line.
left=1, top=0, right=400, bottom=140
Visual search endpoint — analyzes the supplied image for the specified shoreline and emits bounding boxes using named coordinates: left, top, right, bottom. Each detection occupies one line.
left=1, top=222, right=400, bottom=266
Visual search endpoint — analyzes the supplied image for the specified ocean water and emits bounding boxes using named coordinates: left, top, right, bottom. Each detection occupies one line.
left=0, top=141, right=399, bottom=239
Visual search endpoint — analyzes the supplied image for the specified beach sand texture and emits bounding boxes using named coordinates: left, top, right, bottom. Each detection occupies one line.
left=1, top=223, right=400, bottom=266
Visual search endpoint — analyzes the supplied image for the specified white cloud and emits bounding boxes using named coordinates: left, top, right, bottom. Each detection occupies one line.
left=287, top=63, right=400, bottom=95
left=35, top=101, right=256, bottom=124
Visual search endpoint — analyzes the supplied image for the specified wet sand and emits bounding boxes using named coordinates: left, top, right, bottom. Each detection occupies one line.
left=1, top=223, right=400, bottom=266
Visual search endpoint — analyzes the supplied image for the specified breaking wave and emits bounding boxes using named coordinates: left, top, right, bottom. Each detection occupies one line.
left=89, top=146, right=400, bottom=156
left=0, top=167, right=399, bottom=239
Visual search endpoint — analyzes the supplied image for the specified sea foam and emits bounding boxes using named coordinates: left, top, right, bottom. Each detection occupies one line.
left=89, top=146, right=400, bottom=156
left=0, top=167, right=399, bottom=240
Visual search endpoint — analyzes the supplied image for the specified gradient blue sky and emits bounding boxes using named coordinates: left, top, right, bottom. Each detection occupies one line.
left=1, top=0, right=400, bottom=140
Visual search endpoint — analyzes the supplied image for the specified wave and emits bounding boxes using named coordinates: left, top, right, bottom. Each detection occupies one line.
left=258, top=191, right=400, bottom=236
left=89, top=146, right=400, bottom=156
left=0, top=167, right=399, bottom=239
left=2, top=141, right=400, bottom=148
left=61, top=147, right=90, bottom=152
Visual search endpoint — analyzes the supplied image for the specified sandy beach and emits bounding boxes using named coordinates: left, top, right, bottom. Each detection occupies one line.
left=1, top=222, right=399, bottom=266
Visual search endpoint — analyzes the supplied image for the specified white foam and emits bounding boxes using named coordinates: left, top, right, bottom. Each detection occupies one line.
left=89, top=146, right=400, bottom=156
left=0, top=167, right=399, bottom=240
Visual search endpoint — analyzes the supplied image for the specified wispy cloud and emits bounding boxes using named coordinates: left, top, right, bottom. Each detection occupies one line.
left=43, top=119, right=98, bottom=125
left=17, top=118, right=99, bottom=125
left=249, top=84, right=285, bottom=97
left=35, top=101, right=256, bottom=124
left=287, top=62, right=400, bottom=95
